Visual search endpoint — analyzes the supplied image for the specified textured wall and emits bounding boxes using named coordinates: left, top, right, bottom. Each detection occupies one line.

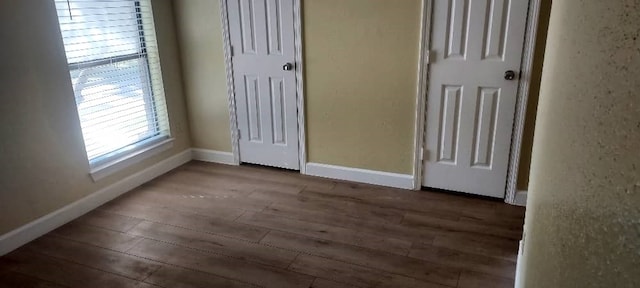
left=174, top=0, right=233, bottom=152
left=522, top=0, right=640, bottom=287
left=0, top=0, right=191, bottom=235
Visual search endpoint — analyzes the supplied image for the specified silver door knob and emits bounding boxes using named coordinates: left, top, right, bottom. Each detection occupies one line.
left=283, top=63, right=293, bottom=71
left=504, top=70, right=516, bottom=80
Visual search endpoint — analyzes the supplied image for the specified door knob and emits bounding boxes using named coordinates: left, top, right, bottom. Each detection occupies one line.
left=283, top=62, right=293, bottom=71
left=504, top=70, right=516, bottom=80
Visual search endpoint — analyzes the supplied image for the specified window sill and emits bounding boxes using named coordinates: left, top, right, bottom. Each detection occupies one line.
left=89, top=137, right=174, bottom=182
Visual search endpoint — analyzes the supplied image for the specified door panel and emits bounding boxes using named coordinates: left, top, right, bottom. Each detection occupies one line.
left=423, top=0, right=528, bottom=197
left=444, top=0, right=470, bottom=59
left=243, top=75, right=261, bottom=141
left=471, top=87, right=499, bottom=168
left=483, top=0, right=510, bottom=60
left=228, top=0, right=299, bottom=169
left=269, top=77, right=286, bottom=144
left=438, top=85, right=462, bottom=163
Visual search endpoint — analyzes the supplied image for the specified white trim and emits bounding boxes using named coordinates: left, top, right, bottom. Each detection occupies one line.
left=191, top=148, right=236, bottom=165
left=412, top=0, right=433, bottom=190
left=414, top=0, right=542, bottom=202
left=220, top=0, right=306, bottom=171
left=0, top=149, right=192, bottom=256
left=513, top=190, right=528, bottom=206
left=293, top=0, right=307, bottom=174
left=505, top=0, right=542, bottom=205
left=90, top=138, right=174, bottom=182
left=219, top=0, right=240, bottom=166
left=515, top=239, right=525, bottom=288
left=305, top=163, right=414, bottom=190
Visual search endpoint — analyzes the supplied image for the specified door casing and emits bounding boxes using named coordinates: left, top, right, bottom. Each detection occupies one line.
left=412, top=0, right=543, bottom=204
left=220, top=0, right=307, bottom=173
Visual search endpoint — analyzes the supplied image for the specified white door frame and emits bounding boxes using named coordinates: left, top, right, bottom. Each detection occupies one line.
left=412, top=0, right=542, bottom=204
left=219, top=0, right=307, bottom=173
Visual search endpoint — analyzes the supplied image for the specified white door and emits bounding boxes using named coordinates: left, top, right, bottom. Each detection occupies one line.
left=423, top=0, right=528, bottom=197
left=228, top=0, right=299, bottom=169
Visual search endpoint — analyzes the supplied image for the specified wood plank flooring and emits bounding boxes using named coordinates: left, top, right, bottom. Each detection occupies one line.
left=0, top=161, right=525, bottom=288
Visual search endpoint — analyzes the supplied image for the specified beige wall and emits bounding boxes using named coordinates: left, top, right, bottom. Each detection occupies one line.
left=304, top=0, right=422, bottom=174
left=174, top=0, right=233, bottom=152
left=174, top=0, right=546, bottom=183
left=522, top=0, right=640, bottom=286
left=173, top=0, right=422, bottom=175
left=0, top=0, right=191, bottom=235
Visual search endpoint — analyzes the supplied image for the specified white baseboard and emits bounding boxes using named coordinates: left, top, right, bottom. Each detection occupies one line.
left=0, top=149, right=192, bottom=256
left=514, top=190, right=528, bottom=206
left=191, top=148, right=236, bottom=165
left=305, top=163, right=414, bottom=189
left=515, top=235, right=526, bottom=288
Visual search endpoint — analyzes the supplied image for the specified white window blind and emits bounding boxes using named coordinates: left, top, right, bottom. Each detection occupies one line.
left=54, top=0, right=170, bottom=166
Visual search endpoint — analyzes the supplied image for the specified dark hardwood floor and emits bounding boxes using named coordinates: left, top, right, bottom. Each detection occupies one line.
left=0, top=161, right=525, bottom=288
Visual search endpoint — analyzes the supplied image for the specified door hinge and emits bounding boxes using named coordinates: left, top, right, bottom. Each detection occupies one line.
left=237, top=129, right=241, bottom=140
left=421, top=148, right=429, bottom=161
left=425, top=50, right=435, bottom=64
left=230, top=45, right=234, bottom=57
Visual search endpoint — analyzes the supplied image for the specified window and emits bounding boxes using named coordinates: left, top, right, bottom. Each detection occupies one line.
left=55, top=0, right=170, bottom=171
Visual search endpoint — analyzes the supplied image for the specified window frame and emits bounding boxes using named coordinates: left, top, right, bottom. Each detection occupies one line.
left=57, top=0, right=173, bottom=180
